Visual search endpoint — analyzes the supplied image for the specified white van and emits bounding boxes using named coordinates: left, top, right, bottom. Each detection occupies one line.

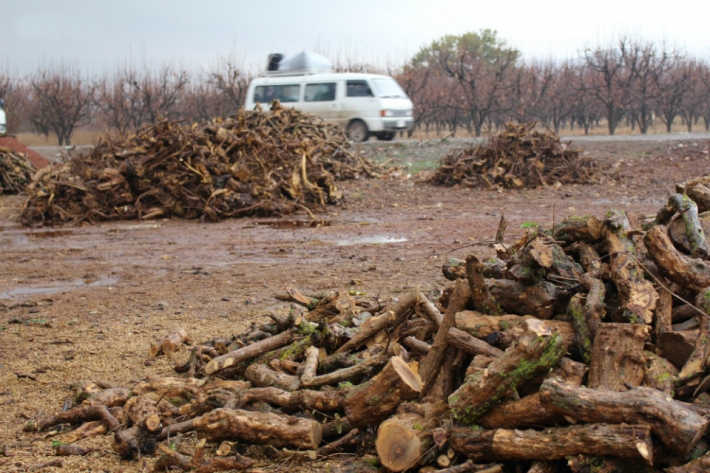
left=244, top=52, right=414, bottom=142
left=0, top=98, right=6, bottom=135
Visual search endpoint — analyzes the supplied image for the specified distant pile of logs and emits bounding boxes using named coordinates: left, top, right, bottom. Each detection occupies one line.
left=0, top=146, right=36, bottom=194
left=27, top=176, right=710, bottom=472
left=430, top=122, right=605, bottom=189
left=20, top=101, right=383, bottom=226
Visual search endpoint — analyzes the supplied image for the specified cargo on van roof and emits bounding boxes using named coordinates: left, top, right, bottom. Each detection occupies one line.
left=246, top=53, right=414, bottom=142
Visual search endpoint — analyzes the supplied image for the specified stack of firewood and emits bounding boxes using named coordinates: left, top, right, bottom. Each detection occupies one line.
left=20, top=100, right=384, bottom=226
left=430, top=122, right=606, bottom=189
left=27, top=176, right=710, bottom=472
left=0, top=145, right=36, bottom=194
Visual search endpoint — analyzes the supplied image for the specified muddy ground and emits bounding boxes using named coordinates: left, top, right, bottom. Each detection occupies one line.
left=1, top=135, right=710, bottom=472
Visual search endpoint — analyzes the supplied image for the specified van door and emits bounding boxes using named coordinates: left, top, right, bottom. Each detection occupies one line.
left=337, top=80, right=380, bottom=129
left=299, top=82, right=339, bottom=124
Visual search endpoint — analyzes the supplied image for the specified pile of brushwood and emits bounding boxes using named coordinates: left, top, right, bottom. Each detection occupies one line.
left=430, top=122, right=605, bottom=189
left=0, top=146, right=36, bottom=194
left=27, top=176, right=710, bottom=473
left=19, top=101, right=383, bottom=226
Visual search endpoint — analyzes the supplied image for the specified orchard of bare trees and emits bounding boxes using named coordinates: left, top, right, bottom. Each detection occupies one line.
left=2, top=31, right=710, bottom=144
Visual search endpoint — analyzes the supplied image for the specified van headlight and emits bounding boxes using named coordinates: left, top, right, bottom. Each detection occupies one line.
left=381, top=110, right=394, bottom=117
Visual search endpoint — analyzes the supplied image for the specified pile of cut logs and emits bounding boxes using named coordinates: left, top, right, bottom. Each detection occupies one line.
left=0, top=146, right=36, bottom=194
left=430, top=122, right=605, bottom=189
left=27, top=176, right=710, bottom=472
left=20, top=100, right=383, bottom=226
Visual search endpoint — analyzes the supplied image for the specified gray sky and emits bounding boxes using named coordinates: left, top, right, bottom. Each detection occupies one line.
left=3, top=0, right=710, bottom=76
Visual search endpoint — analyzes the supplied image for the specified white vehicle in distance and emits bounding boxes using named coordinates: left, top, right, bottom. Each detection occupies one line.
left=0, top=98, right=6, bottom=135
left=244, top=52, right=414, bottom=142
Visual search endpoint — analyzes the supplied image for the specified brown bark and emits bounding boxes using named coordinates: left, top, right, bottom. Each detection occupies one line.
left=688, top=184, right=710, bottom=212
left=300, top=345, right=319, bottom=379
left=670, top=193, right=709, bottom=259
left=455, top=311, right=574, bottom=349
left=450, top=424, right=653, bottom=464
left=466, top=255, right=500, bottom=315
left=580, top=273, right=606, bottom=336
left=113, top=425, right=157, bottom=460
left=420, top=279, right=470, bottom=397
left=59, top=420, right=107, bottom=443
left=35, top=404, right=120, bottom=432
left=375, top=401, right=448, bottom=472
left=567, top=293, right=592, bottom=364
left=665, top=452, right=710, bottom=473
left=236, top=386, right=345, bottom=411
left=447, top=327, right=504, bottom=358
left=567, top=455, right=656, bottom=473
left=554, top=215, right=603, bottom=243
left=678, top=297, right=710, bottom=384
left=477, top=391, right=565, bottom=429
left=54, top=444, right=93, bottom=456
left=643, top=351, right=678, bottom=395
left=658, top=330, right=699, bottom=370
left=85, top=387, right=131, bottom=407
left=448, top=320, right=566, bottom=424
left=124, top=395, right=162, bottom=433
left=204, top=329, right=296, bottom=375
left=344, top=355, right=423, bottom=428
left=300, top=352, right=388, bottom=388
left=644, top=225, right=710, bottom=292
left=587, top=322, right=649, bottom=391
left=654, top=286, right=674, bottom=336
left=244, top=363, right=300, bottom=391
left=417, top=293, right=444, bottom=326
left=153, top=439, right=253, bottom=472
left=149, top=328, right=192, bottom=357
left=403, top=335, right=431, bottom=354
left=604, top=210, right=658, bottom=323
left=486, top=279, right=562, bottom=319
left=539, top=377, right=709, bottom=455
left=193, top=408, right=322, bottom=449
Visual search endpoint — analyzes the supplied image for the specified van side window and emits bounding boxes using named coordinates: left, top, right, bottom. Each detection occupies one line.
left=254, top=84, right=301, bottom=103
left=346, top=80, right=373, bottom=97
left=304, top=83, right=336, bottom=102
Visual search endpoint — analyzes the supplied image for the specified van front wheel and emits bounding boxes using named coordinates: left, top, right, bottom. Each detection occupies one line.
left=346, top=120, right=369, bottom=142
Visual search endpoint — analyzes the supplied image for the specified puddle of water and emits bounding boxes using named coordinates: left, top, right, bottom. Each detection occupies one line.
left=0, top=276, right=119, bottom=299
left=252, top=219, right=331, bottom=229
left=29, top=230, right=75, bottom=239
left=335, top=236, right=408, bottom=246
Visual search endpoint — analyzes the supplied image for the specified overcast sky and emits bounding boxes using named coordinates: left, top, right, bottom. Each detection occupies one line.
left=3, top=0, right=710, bottom=76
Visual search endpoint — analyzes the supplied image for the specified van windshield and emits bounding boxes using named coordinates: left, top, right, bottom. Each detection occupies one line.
left=370, top=78, right=407, bottom=99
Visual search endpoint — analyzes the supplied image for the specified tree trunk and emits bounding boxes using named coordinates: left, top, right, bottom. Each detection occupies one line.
left=205, top=329, right=296, bottom=375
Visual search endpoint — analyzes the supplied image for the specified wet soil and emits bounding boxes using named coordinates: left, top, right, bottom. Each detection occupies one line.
left=0, top=136, right=709, bottom=472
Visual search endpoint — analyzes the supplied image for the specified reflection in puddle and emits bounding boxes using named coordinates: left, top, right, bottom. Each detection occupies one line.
left=0, top=276, right=119, bottom=299
left=29, top=230, right=75, bottom=239
left=336, top=236, right=408, bottom=246
left=253, top=220, right=331, bottom=229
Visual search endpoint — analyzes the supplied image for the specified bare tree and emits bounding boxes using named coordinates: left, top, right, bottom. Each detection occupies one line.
left=0, top=72, right=26, bottom=134
left=28, top=66, right=96, bottom=145
left=207, top=61, right=251, bottom=114
left=656, top=58, right=693, bottom=132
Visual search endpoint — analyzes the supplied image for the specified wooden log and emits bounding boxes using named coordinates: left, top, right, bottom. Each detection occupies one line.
left=375, top=401, right=448, bottom=472
left=123, top=396, right=162, bottom=433
left=236, top=386, right=345, bottom=412
left=447, top=327, right=503, bottom=358
left=193, top=408, right=322, bottom=449
left=688, top=184, right=710, bottom=212
left=448, top=319, right=566, bottom=424
left=403, top=335, right=431, bottom=354
left=539, top=377, right=709, bottom=455
left=486, top=279, right=562, bottom=320
left=567, top=455, right=656, bottom=473
left=678, top=291, right=710, bottom=384
left=83, top=386, right=131, bottom=407
left=654, top=286, right=674, bottom=337
left=466, top=255, right=500, bottom=315
left=205, top=329, right=295, bottom=375
left=420, top=279, right=470, bottom=397
left=477, top=391, right=565, bottom=429
left=644, top=225, right=710, bottom=292
left=443, top=257, right=467, bottom=280
left=665, top=452, right=710, bottom=473
left=113, top=426, right=157, bottom=460
left=300, top=345, right=319, bottom=379
left=580, top=273, right=606, bottom=337
left=587, top=322, right=649, bottom=391
left=603, top=210, right=658, bottom=324
left=153, top=438, right=253, bottom=473
left=300, top=352, right=388, bottom=388
left=35, top=404, right=120, bottom=432
left=553, top=215, right=603, bottom=243
left=658, top=330, right=699, bottom=370
left=244, top=363, right=300, bottom=391
left=455, top=311, right=574, bottom=350
left=332, top=291, right=418, bottom=355
left=149, top=328, right=192, bottom=357
left=670, top=193, right=709, bottom=259
left=344, top=355, right=423, bottom=428
left=567, top=293, right=592, bottom=364
left=417, top=293, right=444, bottom=326
left=643, top=351, right=678, bottom=395
left=59, top=420, right=107, bottom=444
left=450, top=424, right=653, bottom=464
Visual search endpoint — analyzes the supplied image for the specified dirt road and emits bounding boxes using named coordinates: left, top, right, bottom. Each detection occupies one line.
left=0, top=135, right=709, bottom=471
